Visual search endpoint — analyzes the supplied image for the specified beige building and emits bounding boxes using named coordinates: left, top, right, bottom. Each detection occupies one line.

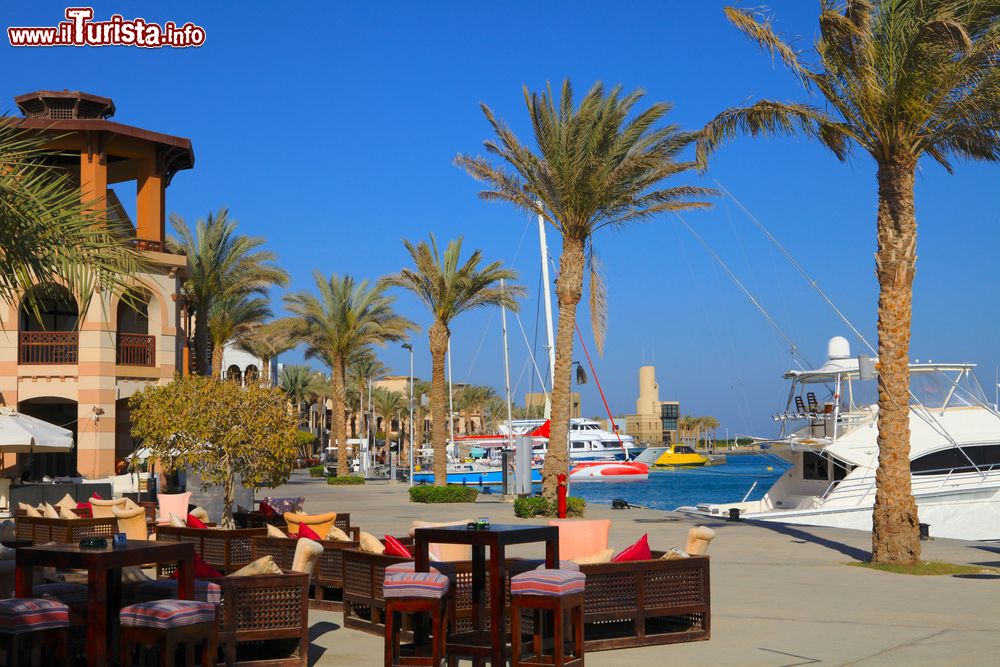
left=524, top=391, right=581, bottom=419
left=0, top=91, right=193, bottom=479
left=618, top=366, right=679, bottom=444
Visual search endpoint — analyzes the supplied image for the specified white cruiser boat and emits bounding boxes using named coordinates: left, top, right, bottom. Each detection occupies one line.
left=680, top=337, right=1000, bottom=541
left=500, top=418, right=643, bottom=461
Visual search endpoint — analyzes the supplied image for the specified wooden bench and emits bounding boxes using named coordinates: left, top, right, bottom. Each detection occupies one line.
left=251, top=535, right=360, bottom=610
left=14, top=516, right=118, bottom=545
left=154, top=527, right=266, bottom=575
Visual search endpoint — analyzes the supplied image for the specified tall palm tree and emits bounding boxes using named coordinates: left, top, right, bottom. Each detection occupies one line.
left=456, top=385, right=497, bottom=434
left=383, top=236, right=523, bottom=486
left=0, top=121, right=147, bottom=318
left=697, top=1, right=1000, bottom=565
left=483, top=396, right=509, bottom=433
left=372, top=387, right=406, bottom=454
left=285, top=273, right=415, bottom=476
left=457, top=80, right=711, bottom=497
left=278, top=364, right=314, bottom=427
left=168, top=209, right=288, bottom=375
left=306, top=372, right=333, bottom=450
left=207, top=293, right=271, bottom=379
left=347, top=348, right=389, bottom=440
left=237, top=320, right=295, bottom=386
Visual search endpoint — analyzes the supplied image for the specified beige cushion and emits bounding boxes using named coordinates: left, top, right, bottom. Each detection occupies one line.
left=410, top=520, right=473, bottom=561
left=359, top=531, right=385, bottom=555
left=325, top=525, right=350, bottom=542
left=23, top=504, right=42, bottom=518
left=169, top=513, right=187, bottom=528
left=229, top=555, right=282, bottom=578
left=570, top=547, right=614, bottom=565
left=660, top=548, right=689, bottom=560
left=685, top=526, right=716, bottom=556
left=90, top=497, right=127, bottom=519
left=189, top=507, right=209, bottom=523
left=122, top=498, right=140, bottom=512
left=266, top=524, right=288, bottom=539
left=54, top=493, right=77, bottom=511
left=59, top=506, right=79, bottom=520
left=42, top=503, right=60, bottom=519
left=114, top=506, right=149, bottom=541
left=291, top=538, right=323, bottom=576
left=122, top=566, right=152, bottom=583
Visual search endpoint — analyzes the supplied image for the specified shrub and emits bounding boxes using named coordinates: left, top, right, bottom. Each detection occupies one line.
left=327, top=475, right=365, bottom=485
left=308, top=465, right=325, bottom=478
left=409, top=485, right=479, bottom=503
left=513, top=496, right=586, bottom=518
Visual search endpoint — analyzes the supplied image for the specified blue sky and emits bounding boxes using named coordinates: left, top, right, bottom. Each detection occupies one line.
left=5, top=1, right=999, bottom=436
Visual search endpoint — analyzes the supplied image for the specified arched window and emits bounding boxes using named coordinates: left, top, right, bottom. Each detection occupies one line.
left=226, top=365, right=243, bottom=383
left=245, top=365, right=260, bottom=384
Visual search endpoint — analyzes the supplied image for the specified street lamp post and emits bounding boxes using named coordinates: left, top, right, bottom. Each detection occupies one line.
left=402, top=343, right=414, bottom=487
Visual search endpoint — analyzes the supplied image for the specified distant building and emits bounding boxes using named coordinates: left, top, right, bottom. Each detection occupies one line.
left=524, top=392, right=581, bottom=419
left=618, top=366, right=679, bottom=444
left=219, top=343, right=279, bottom=386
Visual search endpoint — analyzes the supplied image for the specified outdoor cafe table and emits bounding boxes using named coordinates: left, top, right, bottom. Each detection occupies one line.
left=413, top=524, right=559, bottom=666
left=15, top=540, right=195, bottom=667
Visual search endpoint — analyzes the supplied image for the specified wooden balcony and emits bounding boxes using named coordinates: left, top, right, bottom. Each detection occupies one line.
left=117, top=333, right=156, bottom=367
left=18, top=331, right=79, bottom=365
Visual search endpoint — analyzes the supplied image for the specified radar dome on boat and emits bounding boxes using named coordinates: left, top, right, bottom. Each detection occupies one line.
left=827, top=336, right=851, bottom=360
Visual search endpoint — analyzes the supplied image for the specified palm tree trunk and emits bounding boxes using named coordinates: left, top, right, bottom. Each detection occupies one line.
left=194, top=310, right=210, bottom=376
left=429, top=320, right=450, bottom=487
left=211, top=338, right=225, bottom=379
left=332, top=357, right=349, bottom=477
left=541, top=237, right=585, bottom=499
left=871, top=158, right=921, bottom=565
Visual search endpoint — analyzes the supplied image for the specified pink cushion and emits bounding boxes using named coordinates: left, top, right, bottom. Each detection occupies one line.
left=0, top=598, right=69, bottom=633
left=383, top=572, right=449, bottom=598
left=548, top=519, right=611, bottom=561
left=157, top=492, right=192, bottom=525
left=120, top=600, right=215, bottom=629
left=511, top=569, right=585, bottom=596
left=612, top=533, right=651, bottom=562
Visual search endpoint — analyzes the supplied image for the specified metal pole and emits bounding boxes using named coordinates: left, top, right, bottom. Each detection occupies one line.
left=404, top=343, right=414, bottom=487
left=500, top=280, right=515, bottom=451
left=537, top=202, right=556, bottom=418
left=447, top=341, right=455, bottom=459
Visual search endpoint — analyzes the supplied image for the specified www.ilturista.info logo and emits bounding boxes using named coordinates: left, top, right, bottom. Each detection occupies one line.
left=8, top=7, right=206, bottom=48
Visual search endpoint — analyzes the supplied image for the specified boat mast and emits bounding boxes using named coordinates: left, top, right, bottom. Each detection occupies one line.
left=500, top=279, right=515, bottom=450
left=447, top=340, right=455, bottom=460
left=537, top=203, right=556, bottom=418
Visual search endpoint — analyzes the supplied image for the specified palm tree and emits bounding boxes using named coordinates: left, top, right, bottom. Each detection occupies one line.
left=456, top=385, right=497, bottom=434
left=383, top=236, right=523, bottom=486
left=168, top=209, right=288, bottom=375
left=697, top=2, right=1000, bottom=565
left=372, top=387, right=406, bottom=456
left=285, top=273, right=415, bottom=476
left=306, top=372, right=333, bottom=449
left=278, top=365, right=314, bottom=427
left=347, top=348, right=389, bottom=440
left=237, top=320, right=295, bottom=386
left=483, top=396, right=508, bottom=433
left=0, top=121, right=147, bottom=317
left=207, top=293, right=271, bottom=379
left=457, top=80, right=711, bottom=497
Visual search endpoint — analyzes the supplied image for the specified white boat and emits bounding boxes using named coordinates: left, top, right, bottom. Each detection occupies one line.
left=500, top=418, right=644, bottom=462
left=679, top=336, right=1000, bottom=541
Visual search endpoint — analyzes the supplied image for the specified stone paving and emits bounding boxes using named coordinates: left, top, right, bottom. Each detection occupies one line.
left=267, top=472, right=1000, bottom=666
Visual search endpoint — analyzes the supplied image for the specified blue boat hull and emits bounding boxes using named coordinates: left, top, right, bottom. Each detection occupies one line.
left=411, top=468, right=542, bottom=486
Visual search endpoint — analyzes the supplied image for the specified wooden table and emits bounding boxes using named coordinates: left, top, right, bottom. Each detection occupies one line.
left=414, top=524, right=558, bottom=666
left=15, top=540, right=195, bottom=667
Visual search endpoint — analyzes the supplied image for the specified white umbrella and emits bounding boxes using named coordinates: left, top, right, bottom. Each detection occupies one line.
left=0, top=408, right=73, bottom=453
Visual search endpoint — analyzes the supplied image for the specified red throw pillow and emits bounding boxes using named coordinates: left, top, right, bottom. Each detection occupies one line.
left=259, top=502, right=276, bottom=516
left=186, top=514, right=208, bottom=529
left=296, top=523, right=321, bottom=540
left=170, top=553, right=223, bottom=580
left=612, top=533, right=652, bottom=562
left=91, top=492, right=103, bottom=500
left=75, top=501, right=92, bottom=516
left=383, top=535, right=412, bottom=558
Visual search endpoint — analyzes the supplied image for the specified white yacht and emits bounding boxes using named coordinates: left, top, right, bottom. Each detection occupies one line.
left=499, top=418, right=642, bottom=461
left=680, top=337, right=1000, bottom=541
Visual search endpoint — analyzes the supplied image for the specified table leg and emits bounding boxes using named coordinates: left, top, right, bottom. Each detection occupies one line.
left=89, top=567, right=109, bottom=667
left=490, top=546, right=506, bottom=667
left=545, top=537, right=559, bottom=568
left=414, top=541, right=431, bottom=647
left=176, top=556, right=194, bottom=600
left=14, top=563, right=32, bottom=598
left=471, top=544, right=486, bottom=637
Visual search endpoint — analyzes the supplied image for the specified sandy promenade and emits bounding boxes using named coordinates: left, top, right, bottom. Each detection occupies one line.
left=267, top=472, right=1000, bottom=666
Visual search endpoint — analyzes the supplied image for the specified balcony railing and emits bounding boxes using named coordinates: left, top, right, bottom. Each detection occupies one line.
left=117, top=333, right=156, bottom=367
left=18, top=331, right=79, bottom=365
left=127, top=238, right=166, bottom=253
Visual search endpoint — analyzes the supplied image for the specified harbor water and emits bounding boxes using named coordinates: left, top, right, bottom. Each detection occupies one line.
left=539, top=453, right=789, bottom=511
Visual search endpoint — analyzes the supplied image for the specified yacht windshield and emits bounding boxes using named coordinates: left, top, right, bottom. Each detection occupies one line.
left=909, top=368, right=990, bottom=409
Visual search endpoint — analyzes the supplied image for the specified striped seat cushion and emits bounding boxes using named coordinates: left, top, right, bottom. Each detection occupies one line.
left=385, top=562, right=441, bottom=575
left=33, top=582, right=89, bottom=608
left=120, top=600, right=216, bottom=629
left=0, top=598, right=69, bottom=634
left=511, top=569, right=585, bottom=596
left=135, top=579, right=222, bottom=605
left=383, top=572, right=449, bottom=599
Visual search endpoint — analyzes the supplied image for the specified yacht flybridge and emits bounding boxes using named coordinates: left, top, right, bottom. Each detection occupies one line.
left=680, top=337, right=1000, bottom=541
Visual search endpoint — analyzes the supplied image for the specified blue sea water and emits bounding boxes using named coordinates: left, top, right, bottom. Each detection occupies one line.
left=538, top=454, right=790, bottom=511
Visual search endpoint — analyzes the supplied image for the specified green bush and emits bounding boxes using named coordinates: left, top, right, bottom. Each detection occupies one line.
left=308, top=465, right=325, bottom=478
left=513, top=496, right=585, bottom=518
left=409, top=485, right=479, bottom=503
left=327, top=475, right=365, bottom=485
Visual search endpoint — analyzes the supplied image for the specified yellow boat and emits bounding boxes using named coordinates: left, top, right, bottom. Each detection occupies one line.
left=653, top=445, right=709, bottom=467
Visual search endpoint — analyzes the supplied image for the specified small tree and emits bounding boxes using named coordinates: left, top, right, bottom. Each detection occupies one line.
left=130, top=375, right=298, bottom=528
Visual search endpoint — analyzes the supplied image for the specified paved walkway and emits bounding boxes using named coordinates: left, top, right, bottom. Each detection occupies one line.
left=268, top=473, right=1000, bottom=666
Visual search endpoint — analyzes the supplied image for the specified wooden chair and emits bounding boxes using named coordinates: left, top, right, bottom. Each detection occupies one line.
left=383, top=572, right=450, bottom=667
left=119, top=599, right=218, bottom=667
left=0, top=598, right=72, bottom=667
left=510, top=569, right=585, bottom=667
